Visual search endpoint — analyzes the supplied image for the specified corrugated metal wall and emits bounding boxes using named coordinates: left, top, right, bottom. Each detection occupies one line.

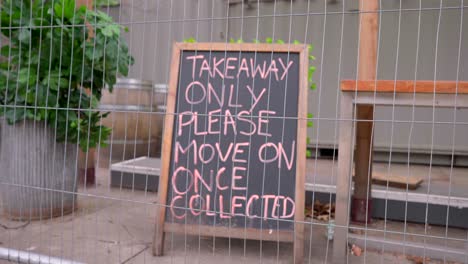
left=107, top=0, right=226, bottom=82
left=108, top=0, right=468, bottom=156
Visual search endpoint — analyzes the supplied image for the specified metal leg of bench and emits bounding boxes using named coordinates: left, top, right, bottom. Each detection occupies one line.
left=332, top=92, right=354, bottom=263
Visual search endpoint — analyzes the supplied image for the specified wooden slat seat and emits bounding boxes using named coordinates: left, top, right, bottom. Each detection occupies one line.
left=341, top=80, right=468, bottom=94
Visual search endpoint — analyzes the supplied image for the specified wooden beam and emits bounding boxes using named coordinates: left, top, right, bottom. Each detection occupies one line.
left=164, top=223, right=294, bottom=242
left=342, top=80, right=468, bottom=94
left=293, top=42, right=309, bottom=264
left=332, top=93, right=355, bottom=263
left=353, top=0, right=378, bottom=215
left=152, top=44, right=182, bottom=257
left=334, top=0, right=378, bottom=262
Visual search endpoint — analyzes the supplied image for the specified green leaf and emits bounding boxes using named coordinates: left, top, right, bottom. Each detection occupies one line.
left=308, top=66, right=315, bottom=81
left=68, top=110, right=78, bottom=121
left=265, top=37, right=273, bottom=44
left=17, top=68, right=31, bottom=84
left=18, top=29, right=31, bottom=43
left=0, top=46, right=12, bottom=57
left=91, top=10, right=113, bottom=23
left=53, top=1, right=64, bottom=19
left=105, top=41, right=118, bottom=57
left=118, top=58, right=129, bottom=76
left=276, top=39, right=284, bottom=44
left=307, top=113, right=313, bottom=127
left=184, top=37, right=196, bottom=43
left=5, top=107, right=25, bottom=124
left=53, top=0, right=76, bottom=20
left=101, top=24, right=120, bottom=37
left=0, top=0, right=133, bottom=152
left=76, top=5, right=87, bottom=14
left=95, top=0, right=120, bottom=7
left=90, top=96, right=100, bottom=109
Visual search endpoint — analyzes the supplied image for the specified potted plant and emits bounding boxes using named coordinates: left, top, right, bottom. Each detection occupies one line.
left=95, top=0, right=120, bottom=7
left=0, top=0, right=133, bottom=220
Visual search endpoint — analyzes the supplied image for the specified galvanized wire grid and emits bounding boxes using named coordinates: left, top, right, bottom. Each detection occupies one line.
left=0, top=0, right=467, bottom=264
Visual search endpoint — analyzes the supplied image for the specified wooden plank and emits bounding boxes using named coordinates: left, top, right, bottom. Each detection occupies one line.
left=351, top=169, right=424, bottom=190
left=175, top=42, right=305, bottom=53
left=152, top=44, right=181, bottom=256
left=350, top=92, right=468, bottom=107
left=371, top=172, right=423, bottom=190
left=332, top=92, right=355, bottom=263
left=293, top=45, right=309, bottom=264
left=334, top=0, right=378, bottom=262
left=353, top=0, right=378, bottom=218
left=354, top=105, right=373, bottom=200
left=164, top=223, right=294, bottom=242
left=341, top=80, right=468, bottom=94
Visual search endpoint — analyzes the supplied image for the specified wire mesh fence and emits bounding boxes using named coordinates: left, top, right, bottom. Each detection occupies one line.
left=0, top=0, right=467, bottom=263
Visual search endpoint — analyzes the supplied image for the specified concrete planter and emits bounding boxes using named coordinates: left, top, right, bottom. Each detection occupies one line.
left=0, top=120, right=78, bottom=220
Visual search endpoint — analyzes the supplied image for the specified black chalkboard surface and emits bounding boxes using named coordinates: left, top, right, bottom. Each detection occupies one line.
left=154, top=43, right=308, bottom=260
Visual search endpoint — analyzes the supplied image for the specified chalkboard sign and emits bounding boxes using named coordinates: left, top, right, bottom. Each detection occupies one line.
left=153, top=43, right=308, bottom=261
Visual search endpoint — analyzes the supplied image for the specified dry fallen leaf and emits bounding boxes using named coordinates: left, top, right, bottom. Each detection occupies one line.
left=317, top=215, right=330, bottom=221
left=349, top=229, right=364, bottom=235
left=306, top=201, right=336, bottom=221
left=305, top=204, right=313, bottom=218
left=406, top=255, right=431, bottom=264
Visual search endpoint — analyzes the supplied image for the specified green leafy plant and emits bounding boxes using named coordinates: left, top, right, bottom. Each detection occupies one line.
left=0, top=0, right=134, bottom=151
left=183, top=37, right=316, bottom=157
left=94, top=0, right=120, bottom=7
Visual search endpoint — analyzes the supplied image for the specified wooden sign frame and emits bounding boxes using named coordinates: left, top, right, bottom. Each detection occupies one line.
left=152, top=42, right=308, bottom=263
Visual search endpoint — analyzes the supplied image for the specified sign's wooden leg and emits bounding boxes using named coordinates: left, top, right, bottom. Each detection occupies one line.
left=294, top=222, right=305, bottom=264
left=152, top=219, right=165, bottom=256
left=332, top=93, right=354, bottom=263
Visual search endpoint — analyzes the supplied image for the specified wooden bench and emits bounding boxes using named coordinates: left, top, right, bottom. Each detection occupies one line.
left=333, top=80, right=468, bottom=262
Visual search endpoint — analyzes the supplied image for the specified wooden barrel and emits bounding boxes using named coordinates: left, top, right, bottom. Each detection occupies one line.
left=97, top=79, right=167, bottom=168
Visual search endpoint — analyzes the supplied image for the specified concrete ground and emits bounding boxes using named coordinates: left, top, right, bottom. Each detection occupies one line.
left=1, top=160, right=467, bottom=263
left=0, top=190, right=433, bottom=264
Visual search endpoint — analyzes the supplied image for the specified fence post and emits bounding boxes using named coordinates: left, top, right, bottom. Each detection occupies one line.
left=333, top=0, right=379, bottom=262
left=352, top=0, right=378, bottom=224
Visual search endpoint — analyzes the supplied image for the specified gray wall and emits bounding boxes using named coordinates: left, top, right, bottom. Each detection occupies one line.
left=106, top=0, right=468, bottom=155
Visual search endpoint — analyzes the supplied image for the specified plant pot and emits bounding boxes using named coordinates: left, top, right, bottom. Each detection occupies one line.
left=0, top=119, right=78, bottom=220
